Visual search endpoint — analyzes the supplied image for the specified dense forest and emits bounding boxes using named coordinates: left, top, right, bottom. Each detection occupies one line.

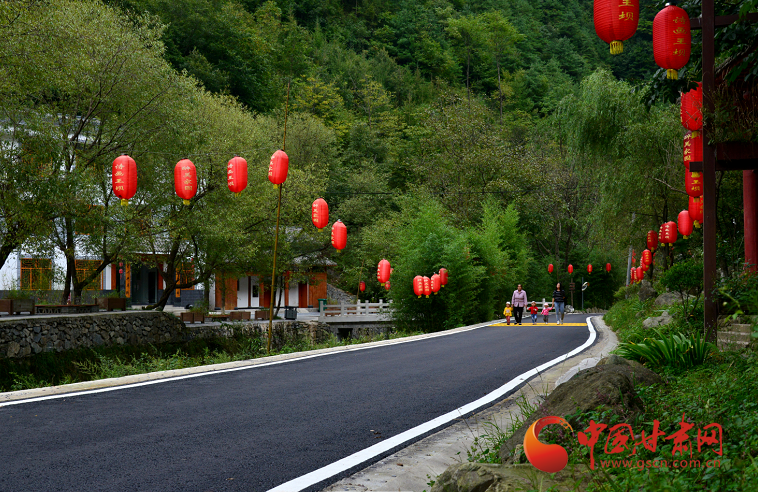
left=0, top=0, right=755, bottom=325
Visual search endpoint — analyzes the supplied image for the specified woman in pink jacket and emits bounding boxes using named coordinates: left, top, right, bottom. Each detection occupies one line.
left=511, top=284, right=528, bottom=325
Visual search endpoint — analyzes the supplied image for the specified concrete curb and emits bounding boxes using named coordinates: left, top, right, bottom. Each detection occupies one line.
left=321, top=315, right=618, bottom=492
left=0, top=320, right=496, bottom=404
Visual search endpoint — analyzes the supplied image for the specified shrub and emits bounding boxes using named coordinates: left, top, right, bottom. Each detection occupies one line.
left=616, top=329, right=715, bottom=369
left=718, top=269, right=758, bottom=316
left=659, top=258, right=703, bottom=318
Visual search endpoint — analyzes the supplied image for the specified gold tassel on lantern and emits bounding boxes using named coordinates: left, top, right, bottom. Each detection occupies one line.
left=610, top=40, right=624, bottom=55
left=667, top=69, right=678, bottom=80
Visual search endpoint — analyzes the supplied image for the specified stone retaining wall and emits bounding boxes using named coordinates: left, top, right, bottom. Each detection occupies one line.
left=0, top=311, right=336, bottom=359
left=0, top=311, right=186, bottom=358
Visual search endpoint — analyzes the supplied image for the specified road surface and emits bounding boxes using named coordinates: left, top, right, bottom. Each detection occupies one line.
left=0, top=315, right=592, bottom=491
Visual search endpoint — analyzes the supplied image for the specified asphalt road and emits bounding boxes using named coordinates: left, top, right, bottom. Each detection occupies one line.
left=0, top=315, right=591, bottom=492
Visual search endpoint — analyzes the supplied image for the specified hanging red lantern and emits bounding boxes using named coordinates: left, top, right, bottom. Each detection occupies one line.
left=423, top=276, right=431, bottom=298
left=359, top=281, right=366, bottom=292
left=683, top=131, right=703, bottom=172
left=646, top=231, right=658, bottom=252
left=587, top=264, right=593, bottom=274
left=331, top=220, right=346, bottom=251
left=431, top=273, right=441, bottom=294
left=606, top=263, right=611, bottom=273
left=413, top=276, right=424, bottom=298
left=439, top=268, right=448, bottom=288
left=678, top=210, right=694, bottom=238
left=227, top=156, right=247, bottom=195
left=594, top=0, right=640, bottom=55
left=637, top=266, right=645, bottom=279
left=641, top=249, right=652, bottom=267
left=548, top=264, right=554, bottom=274
left=377, top=259, right=391, bottom=286
left=311, top=198, right=329, bottom=231
left=174, top=158, right=197, bottom=205
left=680, top=83, right=703, bottom=132
left=631, top=267, right=637, bottom=283
left=641, top=261, right=649, bottom=272
left=385, top=280, right=391, bottom=291
left=268, top=149, right=289, bottom=187
left=112, top=154, right=137, bottom=206
left=568, top=264, right=573, bottom=274
left=685, top=170, right=703, bottom=198
left=659, top=221, right=678, bottom=246
left=653, top=5, right=691, bottom=80
left=689, top=196, right=703, bottom=228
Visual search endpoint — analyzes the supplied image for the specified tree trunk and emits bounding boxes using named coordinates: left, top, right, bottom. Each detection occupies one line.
left=466, top=49, right=471, bottom=108
left=496, top=58, right=502, bottom=125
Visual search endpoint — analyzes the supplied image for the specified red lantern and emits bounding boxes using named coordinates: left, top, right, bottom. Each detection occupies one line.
left=653, top=5, right=691, bottom=80
left=568, top=264, right=573, bottom=274
left=594, top=0, right=639, bottom=55
left=646, top=231, right=658, bottom=252
left=631, top=267, right=637, bottom=283
left=377, top=259, right=391, bottom=286
left=227, top=156, right=247, bottom=195
left=685, top=170, right=703, bottom=198
left=174, top=158, right=197, bottom=205
left=637, top=266, right=645, bottom=280
left=414, top=276, right=424, bottom=298
left=268, top=149, right=289, bottom=187
left=548, top=264, right=554, bottom=274
left=385, top=280, right=391, bottom=291
left=681, top=83, right=703, bottom=132
left=439, top=268, right=448, bottom=288
left=311, top=198, right=329, bottom=231
left=359, top=281, right=366, bottom=292
left=641, top=249, right=652, bottom=267
left=678, top=210, right=694, bottom=238
left=331, top=220, right=346, bottom=251
left=683, top=131, right=703, bottom=171
left=423, top=276, right=431, bottom=298
left=689, top=196, right=703, bottom=228
left=659, top=221, right=678, bottom=246
left=587, top=264, right=593, bottom=274
left=606, top=263, right=611, bottom=272
left=431, top=273, right=441, bottom=294
left=112, top=154, right=137, bottom=206
left=641, top=261, right=649, bottom=272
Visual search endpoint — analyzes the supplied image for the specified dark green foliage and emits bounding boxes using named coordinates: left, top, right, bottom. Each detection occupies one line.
left=388, top=199, right=530, bottom=332
left=660, top=258, right=704, bottom=319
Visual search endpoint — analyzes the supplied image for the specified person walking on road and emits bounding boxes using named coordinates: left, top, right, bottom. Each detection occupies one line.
left=541, top=303, right=551, bottom=324
left=528, top=301, right=539, bottom=325
left=503, top=302, right=513, bottom=325
left=551, top=282, right=567, bottom=325
left=511, top=284, right=528, bottom=325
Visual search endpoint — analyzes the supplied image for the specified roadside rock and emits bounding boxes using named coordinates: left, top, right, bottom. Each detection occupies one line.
left=654, top=291, right=681, bottom=306
left=498, top=356, right=661, bottom=464
left=431, top=463, right=590, bottom=492
left=642, top=310, right=673, bottom=329
left=638, top=280, right=657, bottom=302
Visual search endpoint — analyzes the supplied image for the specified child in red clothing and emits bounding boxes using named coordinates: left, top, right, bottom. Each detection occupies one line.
left=528, top=301, right=539, bottom=324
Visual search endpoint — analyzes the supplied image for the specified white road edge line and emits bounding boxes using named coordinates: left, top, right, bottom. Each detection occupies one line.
left=267, top=316, right=598, bottom=492
left=0, top=320, right=494, bottom=408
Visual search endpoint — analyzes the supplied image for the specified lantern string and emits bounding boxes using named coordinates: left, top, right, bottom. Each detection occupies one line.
left=282, top=80, right=290, bottom=152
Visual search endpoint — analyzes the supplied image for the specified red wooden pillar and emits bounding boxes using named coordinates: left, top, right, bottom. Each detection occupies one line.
left=746, top=170, right=758, bottom=271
